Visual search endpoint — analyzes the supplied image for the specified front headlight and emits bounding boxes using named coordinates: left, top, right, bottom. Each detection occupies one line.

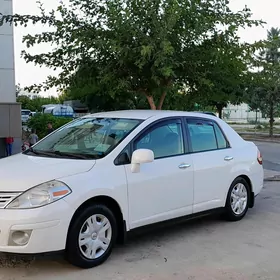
left=5, top=180, right=72, bottom=209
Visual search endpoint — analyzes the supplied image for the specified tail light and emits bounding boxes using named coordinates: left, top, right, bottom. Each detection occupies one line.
left=257, top=150, right=263, bottom=165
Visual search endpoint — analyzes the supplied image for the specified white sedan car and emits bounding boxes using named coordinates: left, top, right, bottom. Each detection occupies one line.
left=0, top=110, right=263, bottom=268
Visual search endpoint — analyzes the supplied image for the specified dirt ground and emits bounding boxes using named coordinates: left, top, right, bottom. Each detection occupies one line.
left=1, top=180, right=280, bottom=280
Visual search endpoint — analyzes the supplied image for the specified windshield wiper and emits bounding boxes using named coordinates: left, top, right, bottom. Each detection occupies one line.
left=25, top=148, right=62, bottom=158
left=51, top=150, right=96, bottom=159
left=25, top=147, right=101, bottom=159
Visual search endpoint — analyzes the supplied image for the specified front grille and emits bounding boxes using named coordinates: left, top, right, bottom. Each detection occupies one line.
left=0, top=193, right=21, bottom=208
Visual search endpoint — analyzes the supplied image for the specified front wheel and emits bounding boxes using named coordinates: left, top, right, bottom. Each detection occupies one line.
left=224, top=177, right=250, bottom=221
left=66, top=204, right=117, bottom=268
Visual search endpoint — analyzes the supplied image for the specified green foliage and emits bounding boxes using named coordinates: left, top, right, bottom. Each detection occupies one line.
left=17, top=95, right=61, bottom=112
left=189, top=37, right=257, bottom=117
left=1, top=0, right=263, bottom=110
left=246, top=83, right=266, bottom=113
left=67, top=67, right=195, bottom=111
left=248, top=27, right=280, bottom=136
left=27, top=113, right=71, bottom=139
left=16, top=83, right=21, bottom=97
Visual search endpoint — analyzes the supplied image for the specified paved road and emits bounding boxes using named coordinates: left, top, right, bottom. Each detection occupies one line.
left=255, top=141, right=280, bottom=171
left=1, top=181, right=280, bottom=280
left=0, top=141, right=280, bottom=279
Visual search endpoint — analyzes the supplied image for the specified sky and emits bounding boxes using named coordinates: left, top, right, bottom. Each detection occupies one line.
left=12, top=0, right=280, bottom=97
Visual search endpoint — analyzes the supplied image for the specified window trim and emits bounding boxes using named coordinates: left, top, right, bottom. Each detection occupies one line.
left=114, top=117, right=188, bottom=165
left=114, top=116, right=232, bottom=165
left=133, top=118, right=186, bottom=160
left=184, top=117, right=231, bottom=154
left=212, top=121, right=231, bottom=149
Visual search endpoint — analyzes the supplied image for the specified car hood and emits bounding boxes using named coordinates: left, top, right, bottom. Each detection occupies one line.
left=0, top=153, right=95, bottom=192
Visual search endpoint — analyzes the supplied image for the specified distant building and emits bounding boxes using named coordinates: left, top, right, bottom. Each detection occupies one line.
left=18, top=90, right=39, bottom=100
left=0, top=0, right=21, bottom=157
left=222, top=103, right=264, bottom=123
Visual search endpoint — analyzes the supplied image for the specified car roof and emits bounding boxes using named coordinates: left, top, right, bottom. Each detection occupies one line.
left=81, top=110, right=246, bottom=149
left=85, top=110, right=217, bottom=120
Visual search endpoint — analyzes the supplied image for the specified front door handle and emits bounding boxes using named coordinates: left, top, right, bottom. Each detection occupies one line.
left=224, top=156, right=234, bottom=161
left=178, top=163, right=191, bottom=169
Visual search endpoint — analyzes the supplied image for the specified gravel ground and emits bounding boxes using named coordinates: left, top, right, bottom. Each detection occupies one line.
left=0, top=180, right=280, bottom=280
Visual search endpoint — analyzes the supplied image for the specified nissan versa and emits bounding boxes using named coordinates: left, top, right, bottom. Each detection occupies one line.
left=0, top=110, right=264, bottom=268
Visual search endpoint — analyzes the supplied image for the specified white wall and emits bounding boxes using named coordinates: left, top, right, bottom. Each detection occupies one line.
left=0, top=0, right=21, bottom=157
left=18, top=90, right=40, bottom=100
left=0, top=0, right=16, bottom=103
left=222, top=103, right=264, bottom=123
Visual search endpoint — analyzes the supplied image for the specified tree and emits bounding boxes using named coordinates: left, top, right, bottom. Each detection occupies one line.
left=66, top=61, right=138, bottom=112
left=17, top=95, right=32, bottom=110
left=27, top=113, right=71, bottom=139
left=188, top=34, right=256, bottom=118
left=1, top=0, right=262, bottom=110
left=66, top=61, right=193, bottom=111
left=15, top=83, right=21, bottom=98
left=250, top=27, right=280, bottom=136
left=16, top=95, right=60, bottom=111
left=246, top=87, right=264, bottom=124
left=245, top=71, right=266, bottom=124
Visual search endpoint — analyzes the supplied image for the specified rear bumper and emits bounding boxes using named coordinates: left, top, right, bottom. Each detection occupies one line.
left=250, top=167, right=264, bottom=196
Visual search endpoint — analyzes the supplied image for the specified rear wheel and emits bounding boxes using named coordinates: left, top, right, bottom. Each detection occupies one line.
left=224, top=177, right=250, bottom=221
left=66, top=204, right=117, bottom=268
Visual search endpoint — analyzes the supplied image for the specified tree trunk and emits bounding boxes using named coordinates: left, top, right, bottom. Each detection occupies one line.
left=144, top=92, right=167, bottom=110
left=269, top=102, right=274, bottom=137
left=255, top=110, right=258, bottom=135
left=145, top=95, right=157, bottom=110
left=216, top=104, right=224, bottom=119
left=157, top=92, right=167, bottom=110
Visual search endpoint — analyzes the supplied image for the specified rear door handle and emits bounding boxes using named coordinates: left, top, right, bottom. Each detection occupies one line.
left=224, top=156, right=234, bottom=161
left=178, top=163, right=191, bottom=169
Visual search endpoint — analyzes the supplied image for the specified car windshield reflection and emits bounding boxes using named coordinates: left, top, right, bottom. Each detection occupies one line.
left=24, top=117, right=142, bottom=159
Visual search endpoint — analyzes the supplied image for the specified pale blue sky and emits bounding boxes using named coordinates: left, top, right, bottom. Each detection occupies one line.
left=13, top=0, right=280, bottom=96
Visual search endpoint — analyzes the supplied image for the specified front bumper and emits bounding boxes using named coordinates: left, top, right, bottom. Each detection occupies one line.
left=0, top=199, right=74, bottom=254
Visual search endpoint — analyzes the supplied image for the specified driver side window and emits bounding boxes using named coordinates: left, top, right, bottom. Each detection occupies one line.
left=135, top=120, right=184, bottom=159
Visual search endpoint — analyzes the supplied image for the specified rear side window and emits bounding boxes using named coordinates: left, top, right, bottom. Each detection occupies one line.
left=187, top=120, right=229, bottom=153
left=213, top=123, right=229, bottom=149
left=187, top=121, right=217, bottom=152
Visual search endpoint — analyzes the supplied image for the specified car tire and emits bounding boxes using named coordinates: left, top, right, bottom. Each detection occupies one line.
left=224, top=177, right=250, bottom=222
left=66, top=204, right=117, bottom=269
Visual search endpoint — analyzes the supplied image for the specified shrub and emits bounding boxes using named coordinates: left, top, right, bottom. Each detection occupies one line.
left=27, top=113, right=72, bottom=139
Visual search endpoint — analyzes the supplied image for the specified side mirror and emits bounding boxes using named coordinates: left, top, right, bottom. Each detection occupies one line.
left=131, top=149, right=154, bottom=173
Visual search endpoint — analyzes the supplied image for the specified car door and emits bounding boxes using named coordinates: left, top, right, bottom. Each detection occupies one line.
left=185, top=118, right=234, bottom=213
left=124, top=118, right=194, bottom=229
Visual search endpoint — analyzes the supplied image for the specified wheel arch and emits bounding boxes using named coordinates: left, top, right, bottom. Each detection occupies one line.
left=67, top=195, right=127, bottom=245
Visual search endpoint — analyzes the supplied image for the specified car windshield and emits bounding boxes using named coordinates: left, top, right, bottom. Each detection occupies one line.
left=21, top=110, right=31, bottom=115
left=25, top=117, right=141, bottom=159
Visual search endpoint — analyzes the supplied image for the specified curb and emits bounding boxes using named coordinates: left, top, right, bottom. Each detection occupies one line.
left=264, top=176, right=280, bottom=182
left=241, top=137, right=280, bottom=143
